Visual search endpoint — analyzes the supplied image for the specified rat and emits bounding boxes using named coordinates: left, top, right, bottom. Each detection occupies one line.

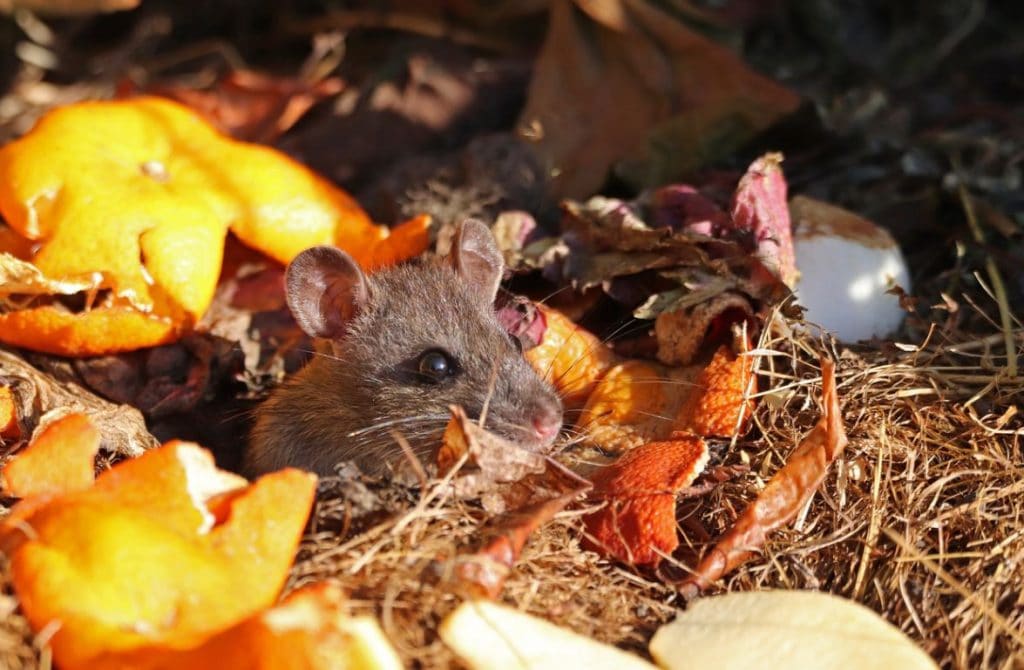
left=243, top=219, right=563, bottom=478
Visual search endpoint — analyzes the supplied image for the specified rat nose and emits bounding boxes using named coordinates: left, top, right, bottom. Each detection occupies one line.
left=531, top=405, right=562, bottom=443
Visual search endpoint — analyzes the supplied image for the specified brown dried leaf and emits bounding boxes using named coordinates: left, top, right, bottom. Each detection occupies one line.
left=0, top=0, right=137, bottom=15
left=680, top=357, right=847, bottom=596
left=0, top=253, right=99, bottom=298
left=519, top=0, right=800, bottom=199
left=0, top=348, right=156, bottom=458
left=439, top=406, right=549, bottom=511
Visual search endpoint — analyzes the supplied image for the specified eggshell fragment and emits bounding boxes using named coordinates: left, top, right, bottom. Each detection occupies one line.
left=790, top=196, right=910, bottom=341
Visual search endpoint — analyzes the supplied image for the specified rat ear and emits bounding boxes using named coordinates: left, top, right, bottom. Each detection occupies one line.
left=450, top=219, right=504, bottom=303
left=285, top=246, right=369, bottom=339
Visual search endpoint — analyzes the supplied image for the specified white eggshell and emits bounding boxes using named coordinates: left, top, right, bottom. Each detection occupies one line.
left=790, top=196, right=910, bottom=341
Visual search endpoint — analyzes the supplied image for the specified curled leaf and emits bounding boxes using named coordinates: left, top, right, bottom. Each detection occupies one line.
left=0, top=347, right=156, bottom=458
left=681, top=358, right=847, bottom=596
left=439, top=405, right=548, bottom=511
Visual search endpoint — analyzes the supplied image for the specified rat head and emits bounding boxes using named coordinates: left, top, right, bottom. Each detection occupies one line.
left=281, top=220, right=563, bottom=475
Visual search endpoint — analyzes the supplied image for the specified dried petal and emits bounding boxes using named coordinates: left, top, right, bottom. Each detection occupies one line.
left=730, top=153, right=797, bottom=287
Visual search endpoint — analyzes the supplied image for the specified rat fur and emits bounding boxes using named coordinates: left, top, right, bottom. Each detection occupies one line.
left=244, top=220, right=562, bottom=477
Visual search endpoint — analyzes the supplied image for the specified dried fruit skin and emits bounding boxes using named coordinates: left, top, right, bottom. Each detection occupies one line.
left=0, top=385, right=19, bottom=440
left=1, top=413, right=98, bottom=498
left=525, top=305, right=617, bottom=410
left=93, top=583, right=403, bottom=670
left=0, top=96, right=429, bottom=356
left=584, top=435, right=708, bottom=565
left=574, top=360, right=688, bottom=454
left=0, top=305, right=178, bottom=356
left=0, top=422, right=317, bottom=670
left=675, top=345, right=756, bottom=438
left=681, top=358, right=846, bottom=595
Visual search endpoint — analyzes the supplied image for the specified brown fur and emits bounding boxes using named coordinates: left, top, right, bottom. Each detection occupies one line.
left=244, top=255, right=562, bottom=477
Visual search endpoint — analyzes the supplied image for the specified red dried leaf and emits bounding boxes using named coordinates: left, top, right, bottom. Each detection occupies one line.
left=455, top=489, right=583, bottom=599
left=119, top=70, right=344, bottom=143
left=730, top=153, right=797, bottom=287
left=681, top=358, right=847, bottom=596
left=584, top=435, right=709, bottom=565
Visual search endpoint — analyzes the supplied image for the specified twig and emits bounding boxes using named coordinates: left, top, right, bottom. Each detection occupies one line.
left=957, top=182, right=1019, bottom=377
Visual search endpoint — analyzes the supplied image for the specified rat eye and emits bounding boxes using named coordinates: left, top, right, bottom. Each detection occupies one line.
left=417, top=350, right=455, bottom=383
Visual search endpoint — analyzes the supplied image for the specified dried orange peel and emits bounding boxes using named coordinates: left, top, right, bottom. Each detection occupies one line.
left=0, top=96, right=431, bottom=356
left=583, top=434, right=709, bottom=565
left=674, top=344, right=757, bottom=438
left=98, top=583, right=403, bottom=670
left=525, top=304, right=618, bottom=411
left=574, top=360, right=685, bottom=454
left=0, top=385, right=19, bottom=440
left=0, top=413, right=318, bottom=670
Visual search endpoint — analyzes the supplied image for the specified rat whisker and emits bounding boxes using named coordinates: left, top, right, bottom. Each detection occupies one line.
left=346, top=414, right=451, bottom=438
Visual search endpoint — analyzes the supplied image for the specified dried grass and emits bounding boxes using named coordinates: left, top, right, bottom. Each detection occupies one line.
left=280, top=298, right=1024, bottom=668
left=0, top=298, right=1021, bottom=669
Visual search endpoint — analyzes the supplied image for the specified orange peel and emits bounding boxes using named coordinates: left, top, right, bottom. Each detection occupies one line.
left=525, top=305, right=618, bottom=411
left=0, top=413, right=317, bottom=670
left=0, top=96, right=430, bottom=356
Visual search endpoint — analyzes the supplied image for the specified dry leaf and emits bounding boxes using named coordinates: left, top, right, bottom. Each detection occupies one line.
left=120, top=69, right=345, bottom=143
left=0, top=0, right=137, bottom=15
left=0, top=384, right=19, bottom=440
left=440, top=405, right=561, bottom=513
left=519, top=0, right=800, bottom=199
left=0, top=347, right=156, bottom=458
left=730, top=153, right=797, bottom=287
left=681, top=358, right=847, bottom=595
left=441, top=600, right=658, bottom=670
left=454, top=487, right=585, bottom=599
left=650, top=590, right=937, bottom=669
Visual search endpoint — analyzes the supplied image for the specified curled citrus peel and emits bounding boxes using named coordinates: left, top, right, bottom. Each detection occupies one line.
left=674, top=344, right=757, bottom=438
left=583, top=434, right=709, bottom=565
left=524, top=304, right=618, bottom=411
left=0, top=385, right=19, bottom=440
left=0, top=96, right=430, bottom=356
left=0, top=413, right=319, bottom=670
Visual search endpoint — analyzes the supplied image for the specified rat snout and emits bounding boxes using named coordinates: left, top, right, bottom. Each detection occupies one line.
left=530, top=402, right=562, bottom=444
